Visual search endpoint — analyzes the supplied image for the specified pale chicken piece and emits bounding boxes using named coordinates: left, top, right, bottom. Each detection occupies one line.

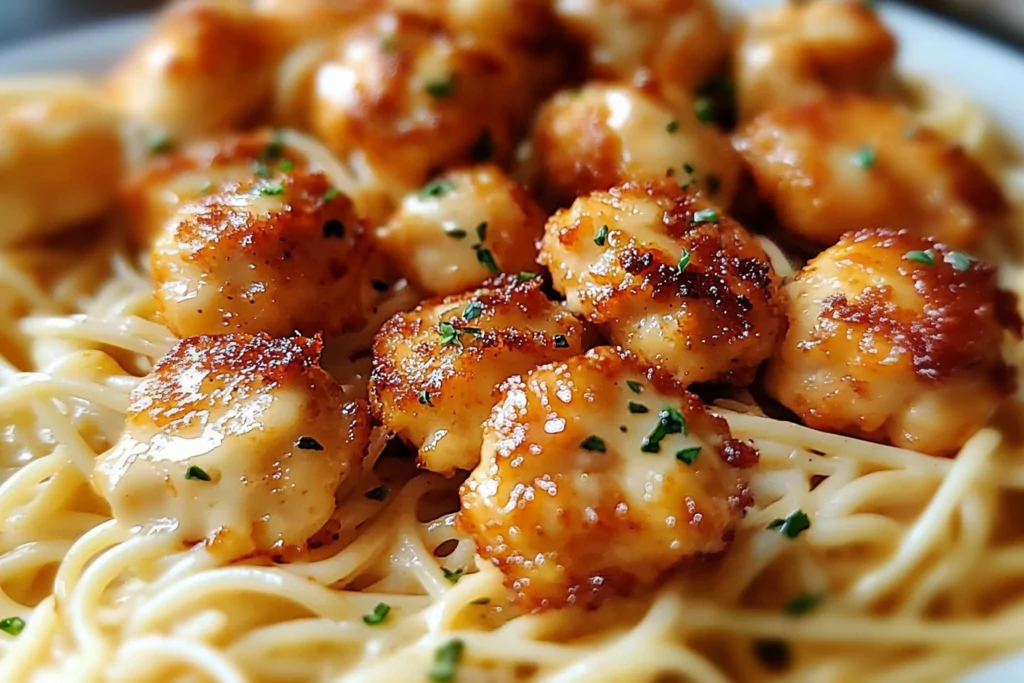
left=528, top=84, right=741, bottom=209
left=374, top=165, right=547, bottom=297
left=370, top=275, right=591, bottom=474
left=94, top=334, right=369, bottom=555
left=765, top=228, right=1015, bottom=456
left=554, top=0, right=725, bottom=92
left=733, top=96, right=1007, bottom=248
left=121, top=129, right=320, bottom=246
left=0, top=78, right=123, bottom=246
left=310, top=11, right=529, bottom=194
left=539, top=181, right=785, bottom=385
left=460, top=346, right=756, bottom=611
left=734, top=0, right=896, bottom=122
left=106, top=0, right=285, bottom=141
left=151, top=170, right=372, bottom=338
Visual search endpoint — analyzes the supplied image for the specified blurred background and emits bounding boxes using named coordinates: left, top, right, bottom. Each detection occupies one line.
left=0, top=0, right=1022, bottom=50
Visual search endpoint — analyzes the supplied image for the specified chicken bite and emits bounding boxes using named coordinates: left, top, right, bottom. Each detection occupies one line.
left=528, top=83, right=741, bottom=210
left=94, top=333, right=368, bottom=555
left=460, top=346, right=756, bottom=610
left=734, top=96, right=1007, bottom=249
left=765, top=228, right=1015, bottom=456
left=734, top=0, right=896, bottom=121
left=540, top=181, right=785, bottom=385
left=369, top=274, right=590, bottom=474
left=151, top=170, right=372, bottom=338
left=374, top=165, right=547, bottom=297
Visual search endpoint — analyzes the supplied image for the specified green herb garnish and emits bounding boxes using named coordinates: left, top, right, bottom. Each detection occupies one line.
left=767, top=510, right=811, bottom=539
left=553, top=334, right=569, bottom=348
left=594, top=225, right=609, bottom=246
left=666, top=120, right=680, bottom=133
left=296, top=436, right=324, bottom=451
left=463, top=301, right=483, bottom=320
left=946, top=251, right=972, bottom=272
left=362, top=602, right=390, bottom=625
left=580, top=435, right=606, bottom=452
left=641, top=407, right=687, bottom=453
left=421, top=179, right=454, bottom=198
left=0, top=617, right=25, bottom=636
left=185, top=465, right=211, bottom=481
left=419, top=390, right=434, bottom=407
left=678, top=248, right=691, bottom=272
left=904, top=250, right=936, bottom=266
left=691, top=209, right=719, bottom=226
left=676, top=446, right=701, bottom=464
left=783, top=592, right=824, bottom=616
left=851, top=145, right=877, bottom=169
left=628, top=401, right=649, bottom=414
left=443, top=567, right=466, bottom=583
left=429, top=639, right=465, bottom=683
left=626, top=380, right=643, bottom=394
left=426, top=74, right=457, bottom=99
left=476, top=247, right=499, bottom=275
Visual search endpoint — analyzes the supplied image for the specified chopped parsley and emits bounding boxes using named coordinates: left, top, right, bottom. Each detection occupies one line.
left=694, top=96, right=714, bottom=123
left=463, top=301, right=483, bottom=320
left=594, top=225, right=609, bottom=246
left=676, top=446, right=701, bottom=464
left=580, top=435, right=606, bottom=452
left=148, top=132, right=174, bottom=155
left=264, top=138, right=285, bottom=159
left=553, top=334, right=569, bottom=348
left=323, top=219, right=345, bottom=238
left=362, top=602, right=391, bottom=626
left=641, top=407, right=687, bottom=453
left=476, top=247, right=499, bottom=275
left=768, top=510, right=811, bottom=539
left=471, top=597, right=491, bottom=605
left=429, top=638, right=465, bottom=683
left=442, top=567, right=466, bottom=583
left=475, top=222, right=488, bottom=242
left=184, top=465, right=211, bottom=481
left=469, top=129, right=494, bottom=161
left=677, top=248, right=691, bottom=272
left=418, top=390, right=434, bottom=407
left=425, top=73, right=457, bottom=99
left=365, top=485, right=390, bottom=501
left=628, top=401, right=649, bottom=414
left=945, top=251, right=972, bottom=272
left=783, top=592, right=824, bottom=616
left=904, top=249, right=936, bottom=266
left=257, top=183, right=285, bottom=196
left=437, top=321, right=462, bottom=346
left=445, top=228, right=467, bottom=239
left=421, top=178, right=454, bottom=198
left=626, top=380, right=643, bottom=394
left=851, top=145, right=877, bottom=169
left=279, top=159, right=295, bottom=172
left=296, top=436, right=324, bottom=451
left=516, top=271, right=537, bottom=282
left=371, top=280, right=389, bottom=292
left=691, top=209, right=719, bottom=226
left=323, top=187, right=341, bottom=201
left=666, top=119, right=680, bottom=134
left=683, top=163, right=695, bottom=175
left=0, top=617, right=25, bottom=636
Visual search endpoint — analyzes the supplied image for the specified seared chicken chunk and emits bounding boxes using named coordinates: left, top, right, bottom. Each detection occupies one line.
left=374, top=165, right=547, bottom=297
left=0, top=78, right=122, bottom=246
left=107, top=0, right=284, bottom=140
left=151, top=171, right=371, bottom=338
left=460, top=346, right=756, bottom=610
left=94, top=334, right=368, bottom=555
left=528, top=84, right=741, bottom=209
left=734, top=0, right=896, bottom=121
left=311, top=11, right=530, bottom=193
left=765, top=228, right=1014, bottom=455
left=370, top=275, right=590, bottom=473
left=734, top=96, right=1007, bottom=248
left=540, top=181, right=785, bottom=385
left=554, top=0, right=725, bottom=92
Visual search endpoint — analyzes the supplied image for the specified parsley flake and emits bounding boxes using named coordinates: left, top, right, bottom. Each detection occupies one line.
left=676, top=446, right=701, bottom=464
left=626, top=380, right=643, bottom=394
left=516, top=271, right=537, bottom=282
left=476, top=247, right=499, bottom=275
left=628, top=401, right=649, bottom=414
left=695, top=96, right=714, bottom=123
left=471, top=597, right=491, bottom=605
left=296, top=436, right=324, bottom=451
left=463, top=301, right=483, bottom=320
left=553, top=334, right=569, bottom=348
left=323, top=187, right=341, bottom=201
left=362, top=602, right=391, bottom=626
left=418, top=390, right=434, bottom=407
left=580, top=435, right=606, bottom=452
left=683, top=163, right=695, bottom=174
left=594, top=225, right=609, bottom=246
left=641, top=407, right=687, bottom=453
left=184, top=465, right=211, bottom=481
left=425, top=73, right=457, bottom=99
left=365, top=485, right=390, bottom=501
left=257, top=183, right=285, bottom=196
left=666, top=120, right=680, bottom=134
left=421, top=179, right=454, bottom=198
left=851, top=145, right=877, bottom=169
left=678, top=248, right=691, bottom=272
left=767, top=509, right=811, bottom=539
left=279, top=159, right=295, bottom=172
left=0, top=617, right=25, bottom=636
left=783, top=592, right=824, bottom=616
left=437, top=321, right=462, bottom=346
left=430, top=639, right=465, bottom=683
left=904, top=249, right=936, bottom=266
left=946, top=251, right=972, bottom=272
left=149, top=132, right=174, bottom=155
left=442, top=567, right=466, bottom=583
left=475, top=222, right=488, bottom=242
left=691, top=209, right=719, bottom=226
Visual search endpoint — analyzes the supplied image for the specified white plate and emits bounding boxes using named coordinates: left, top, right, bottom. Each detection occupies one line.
left=0, top=3, right=1021, bottom=682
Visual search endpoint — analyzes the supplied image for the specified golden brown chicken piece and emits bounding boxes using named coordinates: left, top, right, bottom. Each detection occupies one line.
left=0, top=78, right=123, bottom=246
left=734, top=96, right=1007, bottom=249
left=734, top=0, right=896, bottom=122
left=539, top=181, right=785, bottom=385
left=528, top=83, right=741, bottom=209
left=460, top=346, right=756, bottom=611
left=765, top=228, right=1015, bottom=455
left=94, top=333, right=368, bottom=556
left=370, top=275, right=591, bottom=474
left=106, top=0, right=285, bottom=141
left=151, top=170, right=372, bottom=338
left=553, top=0, right=726, bottom=92
left=374, top=165, right=547, bottom=297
